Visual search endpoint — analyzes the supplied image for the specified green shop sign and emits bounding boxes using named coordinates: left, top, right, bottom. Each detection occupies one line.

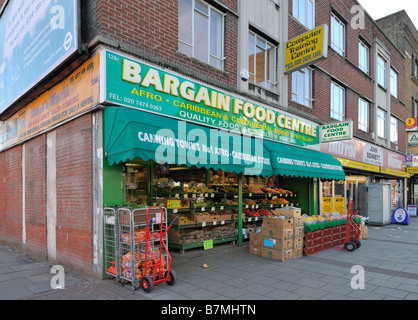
left=102, top=49, right=320, bottom=147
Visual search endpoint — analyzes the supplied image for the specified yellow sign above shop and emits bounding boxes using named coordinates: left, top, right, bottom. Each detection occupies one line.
left=407, top=167, right=418, bottom=174
left=336, top=157, right=380, bottom=173
left=285, top=24, right=329, bottom=74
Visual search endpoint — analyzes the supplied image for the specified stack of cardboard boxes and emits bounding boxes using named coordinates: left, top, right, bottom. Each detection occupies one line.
left=249, top=207, right=303, bottom=262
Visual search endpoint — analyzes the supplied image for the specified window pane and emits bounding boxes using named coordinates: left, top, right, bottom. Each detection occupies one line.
left=194, top=10, right=209, bottom=63
left=300, top=0, right=306, bottom=26
left=308, top=0, right=314, bottom=29
left=195, top=0, right=208, bottom=15
left=255, top=44, right=266, bottom=85
left=378, top=56, right=386, bottom=87
left=248, top=33, right=255, bottom=83
left=179, top=0, right=193, bottom=44
left=210, top=10, right=222, bottom=58
left=390, top=69, right=398, bottom=97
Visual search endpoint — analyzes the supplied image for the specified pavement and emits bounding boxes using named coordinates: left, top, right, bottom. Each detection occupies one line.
left=2, top=217, right=418, bottom=301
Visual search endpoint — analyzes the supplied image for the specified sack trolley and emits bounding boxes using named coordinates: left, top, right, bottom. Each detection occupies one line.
left=343, top=199, right=361, bottom=252
left=139, top=206, right=179, bottom=292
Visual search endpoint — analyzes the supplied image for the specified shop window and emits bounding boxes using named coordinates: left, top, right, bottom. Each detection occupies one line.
left=248, top=31, right=277, bottom=90
left=293, top=0, right=315, bottom=29
left=291, top=68, right=312, bottom=107
left=358, top=98, right=369, bottom=132
left=330, top=81, right=345, bottom=121
left=178, top=0, right=225, bottom=70
left=331, top=13, right=345, bottom=56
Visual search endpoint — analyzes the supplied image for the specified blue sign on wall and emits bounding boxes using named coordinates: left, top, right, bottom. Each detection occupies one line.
left=0, top=0, right=79, bottom=115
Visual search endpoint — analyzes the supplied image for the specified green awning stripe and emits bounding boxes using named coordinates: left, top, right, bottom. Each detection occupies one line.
left=104, top=106, right=345, bottom=180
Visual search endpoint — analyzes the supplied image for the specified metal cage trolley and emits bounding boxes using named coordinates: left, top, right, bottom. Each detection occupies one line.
left=104, top=205, right=178, bottom=292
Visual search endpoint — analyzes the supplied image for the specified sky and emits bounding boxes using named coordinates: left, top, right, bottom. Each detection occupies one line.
left=359, top=0, right=418, bottom=28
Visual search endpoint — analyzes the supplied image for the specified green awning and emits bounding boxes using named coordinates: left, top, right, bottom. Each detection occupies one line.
left=105, top=106, right=345, bottom=180
left=266, top=141, right=345, bottom=180
left=105, top=107, right=273, bottom=177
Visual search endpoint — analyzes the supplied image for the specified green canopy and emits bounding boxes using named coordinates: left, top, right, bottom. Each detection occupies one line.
left=105, top=106, right=273, bottom=177
left=105, top=106, right=345, bottom=180
left=266, top=141, right=346, bottom=180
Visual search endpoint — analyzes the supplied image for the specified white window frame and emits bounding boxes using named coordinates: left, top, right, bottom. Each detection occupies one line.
left=358, top=40, right=369, bottom=74
left=331, top=82, right=345, bottom=121
left=358, top=98, right=369, bottom=132
left=291, top=67, right=312, bottom=108
left=178, top=0, right=225, bottom=70
left=390, top=68, right=398, bottom=98
left=377, top=108, right=387, bottom=138
left=331, top=13, right=345, bottom=56
left=248, top=31, right=278, bottom=91
left=377, top=55, right=387, bottom=88
left=390, top=116, right=398, bottom=144
left=293, top=0, right=315, bottom=29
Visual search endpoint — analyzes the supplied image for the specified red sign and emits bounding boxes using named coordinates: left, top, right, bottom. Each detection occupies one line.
left=406, top=118, right=417, bottom=131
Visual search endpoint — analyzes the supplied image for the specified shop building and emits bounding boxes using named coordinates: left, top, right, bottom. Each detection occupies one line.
left=376, top=11, right=418, bottom=205
left=1, top=0, right=404, bottom=280
left=287, top=0, right=409, bottom=223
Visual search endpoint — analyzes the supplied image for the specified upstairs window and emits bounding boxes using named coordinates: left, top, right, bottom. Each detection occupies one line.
left=358, top=98, right=369, bottom=132
left=178, top=0, right=225, bottom=70
left=377, top=108, right=386, bottom=138
left=390, top=68, right=398, bottom=98
left=293, top=0, right=315, bottom=29
left=331, top=82, right=345, bottom=121
left=358, top=40, right=369, bottom=74
left=390, top=116, right=398, bottom=144
left=377, top=55, right=387, bottom=88
left=248, top=32, right=277, bottom=90
left=331, top=13, right=345, bottom=56
left=292, top=68, right=312, bottom=107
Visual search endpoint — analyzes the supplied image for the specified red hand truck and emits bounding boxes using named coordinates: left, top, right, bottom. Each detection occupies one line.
left=342, top=199, right=361, bottom=252
left=139, top=206, right=179, bottom=293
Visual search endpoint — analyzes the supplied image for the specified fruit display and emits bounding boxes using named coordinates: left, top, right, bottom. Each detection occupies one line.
left=243, top=185, right=264, bottom=194
left=243, top=208, right=274, bottom=217
left=262, top=187, right=293, bottom=194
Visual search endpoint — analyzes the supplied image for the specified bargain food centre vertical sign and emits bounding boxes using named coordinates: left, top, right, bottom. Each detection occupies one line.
left=285, top=24, right=328, bottom=74
left=102, top=50, right=321, bottom=148
left=0, top=0, right=79, bottom=115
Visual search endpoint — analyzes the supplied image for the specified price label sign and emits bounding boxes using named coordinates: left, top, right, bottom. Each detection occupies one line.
left=203, top=240, right=213, bottom=250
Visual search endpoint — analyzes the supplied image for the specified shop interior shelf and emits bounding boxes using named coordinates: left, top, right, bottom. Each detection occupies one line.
left=168, top=235, right=238, bottom=253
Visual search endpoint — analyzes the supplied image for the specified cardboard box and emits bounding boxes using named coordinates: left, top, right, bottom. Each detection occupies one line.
left=293, top=247, right=303, bottom=258
left=293, top=236, right=304, bottom=248
left=263, top=217, right=293, bottom=230
left=263, top=237, right=293, bottom=250
left=293, top=216, right=304, bottom=227
left=293, top=226, right=304, bottom=238
left=261, top=247, right=293, bottom=262
left=275, top=207, right=301, bottom=217
left=249, top=233, right=262, bottom=256
left=360, top=225, right=368, bottom=239
left=262, top=227, right=293, bottom=239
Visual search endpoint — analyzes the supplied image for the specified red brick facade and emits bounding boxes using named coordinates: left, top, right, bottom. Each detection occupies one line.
left=288, top=0, right=406, bottom=153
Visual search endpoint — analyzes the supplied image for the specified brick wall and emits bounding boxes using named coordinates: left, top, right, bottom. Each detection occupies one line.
left=24, top=135, right=47, bottom=260
left=0, top=146, right=22, bottom=247
left=85, top=0, right=238, bottom=88
left=55, top=114, right=93, bottom=274
left=288, top=0, right=406, bottom=153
